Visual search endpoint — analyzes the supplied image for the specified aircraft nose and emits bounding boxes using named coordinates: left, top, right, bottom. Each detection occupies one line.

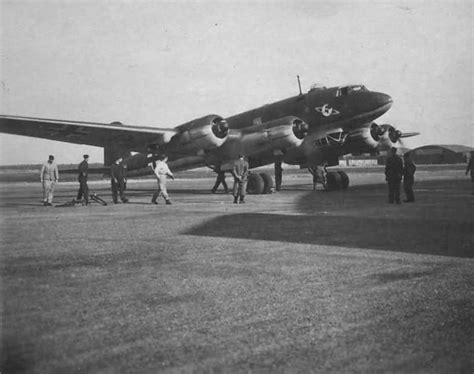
left=377, top=92, right=393, bottom=108
left=371, top=92, right=393, bottom=115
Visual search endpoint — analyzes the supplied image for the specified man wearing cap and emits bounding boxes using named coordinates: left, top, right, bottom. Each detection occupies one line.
left=77, top=154, right=90, bottom=205
left=232, top=154, right=249, bottom=204
left=40, top=155, right=59, bottom=206
left=385, top=147, right=404, bottom=204
left=110, top=158, right=129, bottom=203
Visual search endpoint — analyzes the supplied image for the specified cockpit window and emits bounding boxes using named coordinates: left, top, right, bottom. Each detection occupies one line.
left=336, top=85, right=367, bottom=97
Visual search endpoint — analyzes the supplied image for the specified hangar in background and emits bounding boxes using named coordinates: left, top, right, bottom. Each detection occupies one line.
left=344, top=144, right=473, bottom=166
left=406, top=145, right=473, bottom=164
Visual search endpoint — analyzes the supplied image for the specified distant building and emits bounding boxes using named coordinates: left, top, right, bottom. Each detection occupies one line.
left=406, top=145, right=474, bottom=164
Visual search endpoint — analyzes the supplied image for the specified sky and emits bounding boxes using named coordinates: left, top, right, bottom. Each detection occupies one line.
left=0, top=0, right=472, bottom=165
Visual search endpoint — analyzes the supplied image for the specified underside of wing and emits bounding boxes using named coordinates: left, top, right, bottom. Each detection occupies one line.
left=0, top=115, right=176, bottom=152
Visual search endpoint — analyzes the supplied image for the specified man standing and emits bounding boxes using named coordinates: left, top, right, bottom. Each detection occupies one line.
left=232, top=154, right=249, bottom=204
left=77, top=154, right=89, bottom=205
left=274, top=159, right=283, bottom=191
left=403, top=153, right=416, bottom=202
left=151, top=155, right=174, bottom=205
left=385, top=147, right=404, bottom=204
left=466, top=151, right=474, bottom=195
left=211, top=165, right=228, bottom=194
left=110, top=158, right=129, bottom=203
left=40, top=155, right=59, bottom=206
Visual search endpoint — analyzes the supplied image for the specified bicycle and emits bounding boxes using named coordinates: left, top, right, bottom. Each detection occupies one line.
left=56, top=192, right=107, bottom=207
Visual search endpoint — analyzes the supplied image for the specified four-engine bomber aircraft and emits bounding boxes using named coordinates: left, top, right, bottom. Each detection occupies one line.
left=0, top=82, right=418, bottom=193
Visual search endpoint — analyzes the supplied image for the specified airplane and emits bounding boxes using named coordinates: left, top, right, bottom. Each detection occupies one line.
left=0, top=79, right=419, bottom=194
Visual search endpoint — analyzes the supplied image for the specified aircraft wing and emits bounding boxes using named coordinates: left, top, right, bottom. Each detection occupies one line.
left=0, top=115, right=176, bottom=152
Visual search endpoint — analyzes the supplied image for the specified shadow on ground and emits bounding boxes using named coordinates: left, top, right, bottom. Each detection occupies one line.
left=185, top=212, right=472, bottom=258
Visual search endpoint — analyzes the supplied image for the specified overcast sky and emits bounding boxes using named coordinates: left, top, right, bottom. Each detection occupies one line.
left=0, top=0, right=472, bottom=165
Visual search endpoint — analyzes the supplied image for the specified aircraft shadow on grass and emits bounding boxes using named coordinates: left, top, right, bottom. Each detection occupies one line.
left=185, top=180, right=473, bottom=259
left=185, top=212, right=472, bottom=258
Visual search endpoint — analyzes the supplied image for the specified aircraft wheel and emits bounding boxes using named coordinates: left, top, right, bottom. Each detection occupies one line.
left=326, top=171, right=342, bottom=190
left=246, top=173, right=265, bottom=194
left=337, top=171, right=349, bottom=189
left=259, top=172, right=274, bottom=194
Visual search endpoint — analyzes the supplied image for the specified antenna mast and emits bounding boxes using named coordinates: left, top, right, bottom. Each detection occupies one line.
left=297, top=75, right=302, bottom=95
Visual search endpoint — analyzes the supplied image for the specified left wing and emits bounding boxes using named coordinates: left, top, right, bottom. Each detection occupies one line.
left=0, top=115, right=176, bottom=152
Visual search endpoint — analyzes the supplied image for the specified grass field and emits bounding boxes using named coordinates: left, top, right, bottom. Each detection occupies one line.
left=1, top=166, right=473, bottom=373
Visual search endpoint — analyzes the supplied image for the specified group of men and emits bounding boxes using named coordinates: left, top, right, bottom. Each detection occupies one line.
left=39, top=153, right=176, bottom=206
left=384, top=147, right=416, bottom=204
left=39, top=149, right=474, bottom=206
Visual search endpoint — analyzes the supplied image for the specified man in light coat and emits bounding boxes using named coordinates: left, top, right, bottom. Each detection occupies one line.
left=40, top=155, right=59, bottom=206
left=151, top=155, right=174, bottom=205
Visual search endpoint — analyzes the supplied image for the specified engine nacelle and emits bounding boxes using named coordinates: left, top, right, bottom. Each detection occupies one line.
left=121, top=152, right=160, bottom=171
left=172, top=114, right=229, bottom=154
left=239, top=116, right=309, bottom=156
left=344, top=122, right=381, bottom=153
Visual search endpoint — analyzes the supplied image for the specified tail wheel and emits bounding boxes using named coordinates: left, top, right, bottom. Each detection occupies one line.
left=259, top=172, right=274, bottom=194
left=246, top=173, right=265, bottom=194
left=337, top=171, right=349, bottom=189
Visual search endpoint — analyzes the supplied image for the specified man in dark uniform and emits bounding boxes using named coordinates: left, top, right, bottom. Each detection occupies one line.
left=466, top=151, right=474, bottom=195
left=211, top=165, right=228, bottom=194
left=77, top=154, right=90, bottom=205
left=403, top=153, right=416, bottom=202
left=232, top=154, right=249, bottom=204
left=110, top=158, right=129, bottom=203
left=385, top=147, right=404, bottom=204
left=274, top=159, right=283, bottom=191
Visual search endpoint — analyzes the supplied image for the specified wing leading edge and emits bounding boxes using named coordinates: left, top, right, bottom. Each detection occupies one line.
left=0, top=115, right=176, bottom=152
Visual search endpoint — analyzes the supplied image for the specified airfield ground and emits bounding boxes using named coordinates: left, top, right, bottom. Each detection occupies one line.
left=1, top=166, right=473, bottom=373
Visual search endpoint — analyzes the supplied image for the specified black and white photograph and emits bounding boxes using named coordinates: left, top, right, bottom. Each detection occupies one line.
left=1, top=0, right=472, bottom=372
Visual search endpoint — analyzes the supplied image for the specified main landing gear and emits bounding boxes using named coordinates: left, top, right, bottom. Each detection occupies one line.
left=246, top=172, right=274, bottom=194
left=324, top=170, right=349, bottom=191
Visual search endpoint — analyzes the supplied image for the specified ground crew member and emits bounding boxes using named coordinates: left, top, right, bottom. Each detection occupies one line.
left=151, top=155, right=174, bottom=205
left=110, top=158, right=129, bottom=203
left=211, top=165, right=228, bottom=194
left=403, top=153, right=416, bottom=202
left=40, top=155, right=59, bottom=206
left=76, top=154, right=89, bottom=205
left=274, top=159, right=283, bottom=191
left=466, top=151, right=474, bottom=195
left=232, top=154, right=249, bottom=204
left=385, top=147, right=404, bottom=204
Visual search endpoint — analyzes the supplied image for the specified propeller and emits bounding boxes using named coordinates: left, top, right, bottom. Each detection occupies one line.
left=211, top=118, right=229, bottom=139
left=292, top=119, right=309, bottom=139
left=374, top=123, right=420, bottom=147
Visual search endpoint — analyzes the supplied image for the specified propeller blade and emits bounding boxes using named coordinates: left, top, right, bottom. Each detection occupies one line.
left=399, top=132, right=420, bottom=138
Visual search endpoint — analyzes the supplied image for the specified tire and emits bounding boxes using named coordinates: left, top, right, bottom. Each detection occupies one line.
left=326, top=171, right=342, bottom=190
left=246, top=173, right=265, bottom=194
left=337, top=171, right=349, bottom=189
left=259, top=172, right=274, bottom=194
